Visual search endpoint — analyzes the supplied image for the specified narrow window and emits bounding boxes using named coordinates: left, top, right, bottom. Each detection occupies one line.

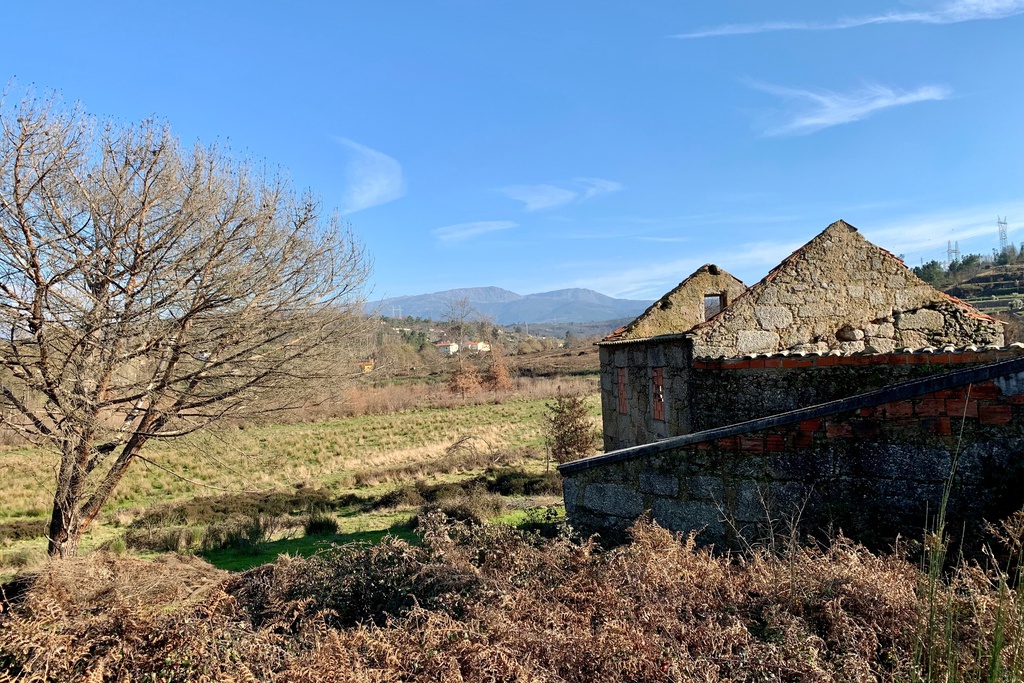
left=652, top=367, right=665, bottom=421
left=703, top=293, right=725, bottom=320
left=617, top=368, right=627, bottom=414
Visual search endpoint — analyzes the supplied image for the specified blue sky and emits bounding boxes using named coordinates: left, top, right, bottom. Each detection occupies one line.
left=4, top=1, right=1024, bottom=301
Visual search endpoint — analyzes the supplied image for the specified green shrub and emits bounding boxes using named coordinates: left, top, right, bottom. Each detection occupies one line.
left=373, top=484, right=427, bottom=509
left=124, top=526, right=199, bottom=553
left=412, top=489, right=508, bottom=528
left=485, top=467, right=562, bottom=496
left=131, top=489, right=338, bottom=529
left=517, top=506, right=565, bottom=538
left=201, top=513, right=291, bottom=554
left=544, top=391, right=597, bottom=464
left=303, top=512, right=339, bottom=536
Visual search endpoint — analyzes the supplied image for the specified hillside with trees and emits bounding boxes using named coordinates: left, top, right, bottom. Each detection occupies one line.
left=914, top=249, right=1024, bottom=314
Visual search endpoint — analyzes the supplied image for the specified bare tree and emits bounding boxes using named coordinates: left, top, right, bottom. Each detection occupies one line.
left=0, top=92, right=370, bottom=557
left=442, top=297, right=480, bottom=396
left=442, top=296, right=475, bottom=364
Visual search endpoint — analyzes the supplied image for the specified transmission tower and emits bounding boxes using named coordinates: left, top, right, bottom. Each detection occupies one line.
left=947, top=240, right=960, bottom=265
left=998, top=216, right=1009, bottom=254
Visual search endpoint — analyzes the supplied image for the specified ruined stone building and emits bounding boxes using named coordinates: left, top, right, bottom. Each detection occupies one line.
left=599, top=220, right=1003, bottom=451
left=560, top=220, right=1022, bottom=548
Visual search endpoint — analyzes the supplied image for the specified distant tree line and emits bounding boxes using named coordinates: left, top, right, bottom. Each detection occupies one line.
left=912, top=244, right=1024, bottom=289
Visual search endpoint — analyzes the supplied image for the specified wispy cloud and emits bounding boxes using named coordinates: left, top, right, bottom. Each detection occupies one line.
left=501, top=177, right=623, bottom=212
left=569, top=238, right=803, bottom=299
left=863, top=202, right=1024, bottom=259
left=577, top=177, right=624, bottom=199
left=334, top=137, right=406, bottom=214
left=433, top=221, right=517, bottom=242
left=539, top=202, right=1024, bottom=298
left=501, top=184, right=578, bottom=212
left=751, top=81, right=952, bottom=136
left=674, top=0, right=1024, bottom=39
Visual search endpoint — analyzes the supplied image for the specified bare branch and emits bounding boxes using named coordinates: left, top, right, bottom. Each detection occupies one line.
left=0, top=87, right=371, bottom=557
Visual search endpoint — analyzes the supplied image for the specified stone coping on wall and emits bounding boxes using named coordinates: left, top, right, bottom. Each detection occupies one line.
left=559, top=352, right=1024, bottom=475
left=695, top=342, right=1024, bottom=369
left=596, top=332, right=692, bottom=347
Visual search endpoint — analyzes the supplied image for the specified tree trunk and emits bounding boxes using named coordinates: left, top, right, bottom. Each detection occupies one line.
left=47, top=501, right=83, bottom=558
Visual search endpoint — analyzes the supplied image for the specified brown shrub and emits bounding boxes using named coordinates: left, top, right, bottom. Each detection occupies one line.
left=483, top=351, right=514, bottom=391
left=447, top=363, right=482, bottom=396
left=4, top=518, right=1024, bottom=682
left=0, top=519, right=47, bottom=542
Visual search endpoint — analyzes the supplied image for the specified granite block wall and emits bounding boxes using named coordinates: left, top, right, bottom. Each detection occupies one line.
left=568, top=365, right=1024, bottom=550
left=602, top=344, right=1024, bottom=451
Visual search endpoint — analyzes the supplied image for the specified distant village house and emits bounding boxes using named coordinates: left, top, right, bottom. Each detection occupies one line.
left=435, top=341, right=459, bottom=356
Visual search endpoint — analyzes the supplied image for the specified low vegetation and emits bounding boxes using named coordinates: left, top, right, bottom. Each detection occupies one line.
left=5, top=516, right=1024, bottom=681
left=9, top=328, right=1023, bottom=680
left=545, top=390, right=601, bottom=464
left=0, top=379, right=600, bottom=578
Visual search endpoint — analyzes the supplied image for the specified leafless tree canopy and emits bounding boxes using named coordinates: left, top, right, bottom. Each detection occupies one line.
left=0, top=91, right=370, bottom=556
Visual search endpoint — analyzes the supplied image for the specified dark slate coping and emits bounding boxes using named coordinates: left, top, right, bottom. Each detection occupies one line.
left=558, top=356, right=1024, bottom=475
left=596, top=332, right=692, bottom=347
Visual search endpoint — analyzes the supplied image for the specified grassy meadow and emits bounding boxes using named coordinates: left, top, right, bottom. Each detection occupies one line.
left=0, top=374, right=600, bottom=577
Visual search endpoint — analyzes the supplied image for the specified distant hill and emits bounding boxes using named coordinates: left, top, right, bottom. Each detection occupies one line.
left=368, top=287, right=651, bottom=325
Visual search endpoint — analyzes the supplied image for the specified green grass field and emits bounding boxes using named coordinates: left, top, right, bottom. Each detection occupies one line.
left=0, top=393, right=599, bottom=576
left=201, top=524, right=422, bottom=571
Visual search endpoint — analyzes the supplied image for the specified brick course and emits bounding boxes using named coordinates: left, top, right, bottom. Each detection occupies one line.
left=567, top=357, right=1024, bottom=550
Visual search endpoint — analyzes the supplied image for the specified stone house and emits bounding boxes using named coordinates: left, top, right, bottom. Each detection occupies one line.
left=599, top=220, right=1003, bottom=451
left=563, top=348, right=1024, bottom=549
left=603, top=264, right=747, bottom=343
left=563, top=220, right=1015, bottom=547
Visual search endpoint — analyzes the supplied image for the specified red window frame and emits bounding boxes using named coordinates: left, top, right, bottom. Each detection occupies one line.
left=652, top=367, right=665, bottom=421
left=617, top=368, right=627, bottom=414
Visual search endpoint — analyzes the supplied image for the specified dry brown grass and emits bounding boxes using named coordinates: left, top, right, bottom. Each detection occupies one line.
left=0, top=391, right=598, bottom=527
left=4, top=517, right=1023, bottom=682
left=285, top=374, right=597, bottom=422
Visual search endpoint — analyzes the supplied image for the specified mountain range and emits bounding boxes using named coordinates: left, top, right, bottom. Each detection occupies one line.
left=368, top=287, right=652, bottom=325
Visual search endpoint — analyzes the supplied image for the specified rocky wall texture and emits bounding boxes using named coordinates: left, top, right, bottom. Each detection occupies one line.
left=688, top=349, right=1023, bottom=431
left=601, top=344, right=1024, bottom=451
left=600, top=340, right=691, bottom=451
left=567, top=366, right=1024, bottom=550
left=609, top=264, right=747, bottom=341
left=689, top=221, right=1003, bottom=358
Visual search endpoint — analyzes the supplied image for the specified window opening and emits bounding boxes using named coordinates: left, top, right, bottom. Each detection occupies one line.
left=704, top=293, right=725, bottom=320
left=652, top=367, right=665, bottom=421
